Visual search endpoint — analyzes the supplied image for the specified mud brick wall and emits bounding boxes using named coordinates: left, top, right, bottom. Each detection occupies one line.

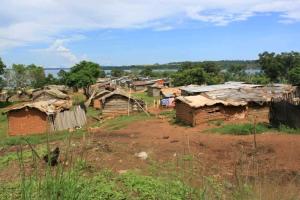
left=8, top=108, right=48, bottom=136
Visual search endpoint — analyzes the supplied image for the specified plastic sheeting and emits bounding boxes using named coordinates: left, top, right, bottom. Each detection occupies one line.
left=269, top=100, right=300, bottom=129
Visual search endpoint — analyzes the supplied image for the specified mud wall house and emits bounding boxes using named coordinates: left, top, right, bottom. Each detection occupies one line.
left=4, top=100, right=87, bottom=136
left=100, top=91, right=145, bottom=116
left=32, top=89, right=70, bottom=102
left=203, top=84, right=295, bottom=120
left=175, top=95, right=247, bottom=126
left=160, top=87, right=181, bottom=108
left=147, top=84, right=164, bottom=97
left=131, top=81, right=154, bottom=91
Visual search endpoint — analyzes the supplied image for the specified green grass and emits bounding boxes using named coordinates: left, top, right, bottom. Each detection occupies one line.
left=208, top=122, right=300, bottom=135
left=0, top=112, right=8, bottom=140
left=131, top=92, right=158, bottom=107
left=0, top=129, right=85, bottom=147
left=102, top=113, right=153, bottom=131
left=208, top=123, right=269, bottom=135
left=86, top=107, right=100, bottom=118
left=278, top=124, right=300, bottom=134
left=0, top=146, right=47, bottom=170
left=0, top=168, right=205, bottom=200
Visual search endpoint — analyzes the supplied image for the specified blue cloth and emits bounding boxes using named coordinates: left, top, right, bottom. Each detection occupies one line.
left=161, top=98, right=169, bottom=106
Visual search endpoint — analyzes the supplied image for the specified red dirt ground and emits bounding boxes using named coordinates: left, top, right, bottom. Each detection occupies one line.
left=1, top=117, right=300, bottom=189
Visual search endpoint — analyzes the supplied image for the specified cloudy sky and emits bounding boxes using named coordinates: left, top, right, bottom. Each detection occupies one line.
left=1, top=0, right=300, bottom=67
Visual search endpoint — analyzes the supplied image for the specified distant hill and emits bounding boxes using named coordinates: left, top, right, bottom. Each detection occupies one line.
left=102, top=60, right=259, bottom=70
left=44, top=60, right=259, bottom=71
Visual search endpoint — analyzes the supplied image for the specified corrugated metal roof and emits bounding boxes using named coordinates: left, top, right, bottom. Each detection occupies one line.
left=180, top=82, right=262, bottom=94
left=204, top=85, right=294, bottom=104
left=176, top=95, right=247, bottom=108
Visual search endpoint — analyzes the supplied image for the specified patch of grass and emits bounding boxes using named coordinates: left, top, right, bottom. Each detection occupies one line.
left=278, top=124, right=300, bottom=134
left=86, top=107, right=100, bottom=118
left=208, top=123, right=269, bottom=135
left=0, top=112, right=8, bottom=140
left=131, top=92, right=158, bottom=107
left=159, top=110, right=175, bottom=118
left=102, top=113, right=153, bottom=131
left=0, top=147, right=46, bottom=170
left=0, top=129, right=85, bottom=147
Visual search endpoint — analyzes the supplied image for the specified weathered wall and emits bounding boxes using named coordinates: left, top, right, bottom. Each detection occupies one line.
left=247, top=105, right=269, bottom=122
left=8, top=108, right=48, bottom=135
left=176, top=102, right=247, bottom=126
left=103, top=96, right=134, bottom=116
left=175, top=101, right=195, bottom=126
left=147, top=88, right=161, bottom=97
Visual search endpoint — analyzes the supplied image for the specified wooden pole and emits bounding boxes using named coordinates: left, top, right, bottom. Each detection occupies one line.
left=253, top=115, right=257, bottom=149
left=128, top=88, right=131, bottom=116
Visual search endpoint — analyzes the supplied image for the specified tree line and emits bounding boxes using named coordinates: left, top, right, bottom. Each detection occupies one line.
left=1, top=51, right=300, bottom=93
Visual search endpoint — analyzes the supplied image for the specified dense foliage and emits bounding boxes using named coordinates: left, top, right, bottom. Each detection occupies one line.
left=258, top=51, right=300, bottom=84
left=3, top=64, right=57, bottom=90
left=61, top=61, right=105, bottom=93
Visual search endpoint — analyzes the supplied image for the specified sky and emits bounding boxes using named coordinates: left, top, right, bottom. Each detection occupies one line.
left=1, top=0, right=300, bottom=68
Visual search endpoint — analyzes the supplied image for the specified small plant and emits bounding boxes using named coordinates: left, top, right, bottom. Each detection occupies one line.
left=208, top=123, right=269, bottom=135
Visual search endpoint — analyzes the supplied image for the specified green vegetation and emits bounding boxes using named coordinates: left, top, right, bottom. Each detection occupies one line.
left=101, top=113, right=152, bottom=131
left=0, top=168, right=205, bottom=200
left=258, top=51, right=300, bottom=84
left=71, top=92, right=86, bottom=105
left=0, top=147, right=46, bottom=170
left=62, top=61, right=105, bottom=94
left=0, top=129, right=85, bottom=148
left=278, top=124, right=300, bottom=134
left=208, top=122, right=300, bottom=135
left=0, top=111, right=8, bottom=139
left=3, top=63, right=57, bottom=90
left=208, top=123, right=269, bottom=135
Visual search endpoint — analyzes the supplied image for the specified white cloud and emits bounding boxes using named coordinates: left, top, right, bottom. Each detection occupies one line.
left=32, top=35, right=86, bottom=66
left=0, top=0, right=300, bottom=50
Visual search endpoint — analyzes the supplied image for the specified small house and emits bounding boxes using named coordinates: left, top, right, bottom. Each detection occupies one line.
left=131, top=81, right=154, bottom=91
left=100, top=91, right=145, bottom=116
left=203, top=84, right=294, bottom=120
left=4, top=100, right=87, bottom=136
left=147, top=84, right=164, bottom=97
left=175, top=95, right=247, bottom=126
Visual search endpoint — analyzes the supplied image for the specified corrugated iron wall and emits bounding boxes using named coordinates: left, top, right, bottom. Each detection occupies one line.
left=52, top=106, right=87, bottom=131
